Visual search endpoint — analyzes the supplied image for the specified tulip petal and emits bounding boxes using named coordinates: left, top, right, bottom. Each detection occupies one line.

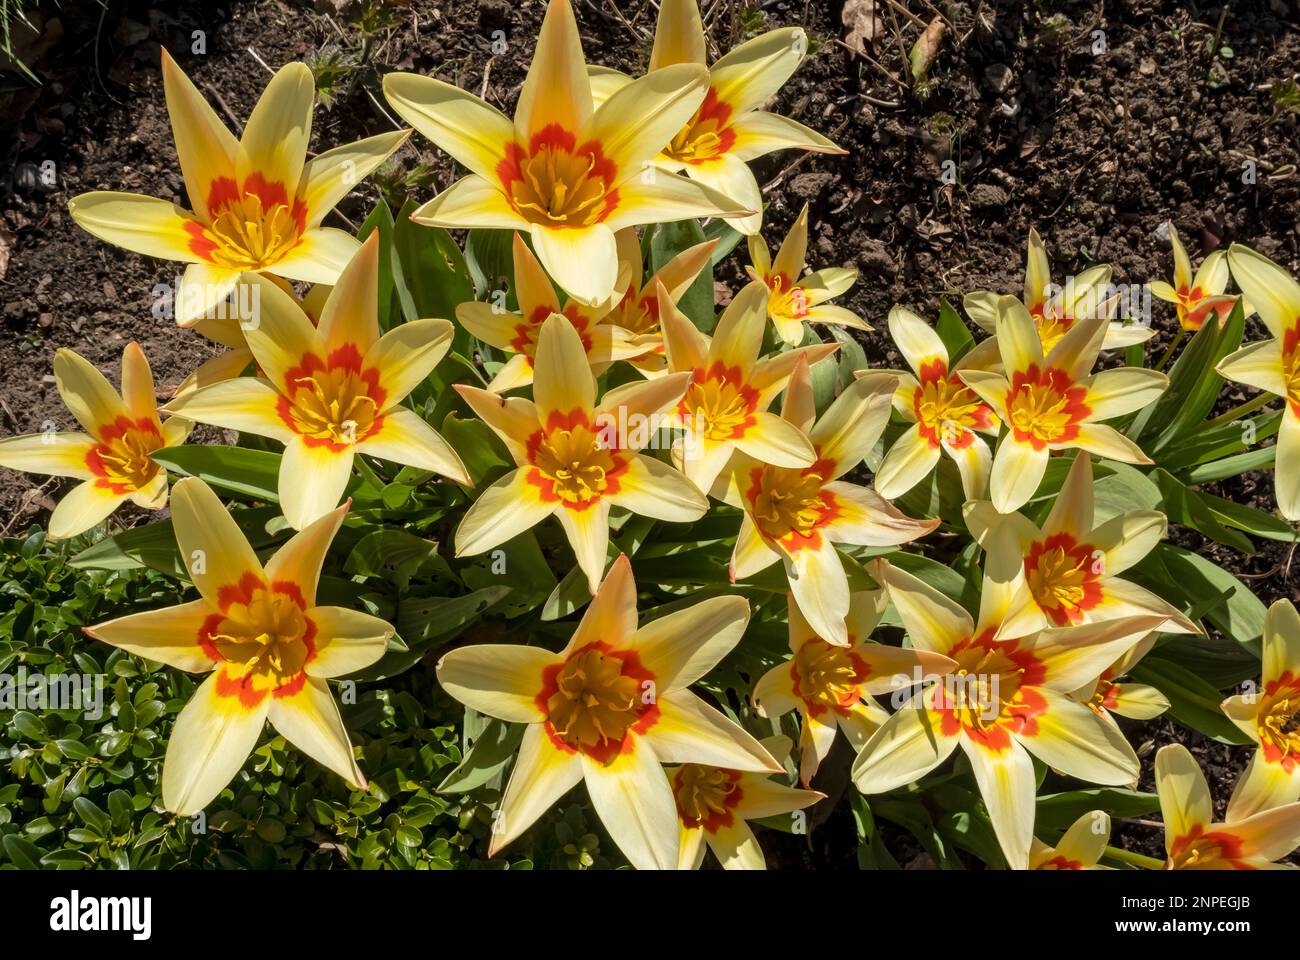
left=436, top=643, right=559, bottom=723
left=1017, top=688, right=1139, bottom=785
left=556, top=500, right=611, bottom=595
left=169, top=477, right=266, bottom=601
left=786, top=541, right=850, bottom=647
left=1227, top=244, right=1300, bottom=340
left=709, top=26, right=805, bottom=115
left=357, top=407, right=470, bottom=484
left=1216, top=339, right=1287, bottom=398
left=964, top=738, right=1036, bottom=870
left=532, top=223, right=619, bottom=306
left=299, top=130, right=409, bottom=226
left=607, top=453, right=707, bottom=522
left=489, top=724, right=584, bottom=856
left=455, top=468, right=554, bottom=557
left=383, top=73, right=513, bottom=181
left=871, top=558, right=973, bottom=655
left=752, top=661, right=798, bottom=718
left=270, top=227, right=361, bottom=286
left=266, top=675, right=366, bottom=790
left=632, top=595, right=750, bottom=690
left=1085, top=368, right=1169, bottom=420
left=83, top=599, right=217, bottom=673
left=810, top=372, right=896, bottom=477
left=644, top=690, right=780, bottom=773
left=590, top=63, right=708, bottom=178
left=603, top=168, right=750, bottom=232
left=0, top=433, right=95, bottom=480
left=514, top=0, right=592, bottom=142
left=304, top=606, right=392, bottom=678
left=67, top=191, right=209, bottom=263
left=236, top=62, right=313, bottom=201
left=278, top=440, right=354, bottom=530
left=730, top=110, right=843, bottom=162
left=683, top=153, right=764, bottom=234
left=990, top=437, right=1049, bottom=514
left=852, top=687, right=958, bottom=793
left=1155, top=743, right=1213, bottom=853
left=160, top=49, right=239, bottom=222
left=582, top=736, right=679, bottom=870
left=162, top=376, right=295, bottom=445
left=315, top=233, right=381, bottom=355
left=53, top=348, right=129, bottom=437
left=411, top=174, right=531, bottom=231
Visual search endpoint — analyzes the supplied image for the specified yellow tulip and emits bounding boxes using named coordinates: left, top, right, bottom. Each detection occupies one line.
left=1029, top=810, right=1112, bottom=869
left=672, top=735, right=823, bottom=869
left=383, top=0, right=749, bottom=306
left=1149, top=223, right=1241, bottom=331
left=454, top=312, right=706, bottom=594
left=455, top=232, right=647, bottom=393
left=1216, top=244, right=1300, bottom=519
left=591, top=0, right=844, bottom=235
left=0, top=344, right=191, bottom=538
left=728, top=355, right=936, bottom=646
left=164, top=234, right=470, bottom=530
left=958, top=296, right=1166, bottom=514
left=964, top=451, right=1199, bottom=637
left=436, top=554, right=781, bottom=869
left=746, top=204, right=868, bottom=345
left=752, top=591, right=954, bottom=784
left=855, top=540, right=1171, bottom=869
left=1221, top=599, right=1300, bottom=820
left=658, top=279, right=838, bottom=494
left=68, top=50, right=407, bottom=325
left=84, top=478, right=394, bottom=814
left=602, top=227, right=718, bottom=377
left=964, top=227, right=1154, bottom=354
left=1156, top=743, right=1300, bottom=869
left=872, top=305, right=1001, bottom=501
left=1072, top=634, right=1169, bottom=725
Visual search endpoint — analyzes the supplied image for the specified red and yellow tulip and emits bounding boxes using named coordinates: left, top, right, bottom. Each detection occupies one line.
left=672, top=735, right=823, bottom=869
left=383, top=0, right=748, bottom=306
left=164, top=234, right=470, bottom=529
left=0, top=344, right=190, bottom=539
left=873, top=306, right=1001, bottom=500
left=854, top=545, right=1169, bottom=869
left=84, top=478, right=393, bottom=814
left=1221, top=600, right=1300, bottom=821
left=752, top=591, right=955, bottom=785
left=958, top=297, right=1166, bottom=514
left=1030, top=810, right=1112, bottom=870
left=69, top=50, right=406, bottom=326
left=435, top=554, right=781, bottom=869
left=454, top=312, right=706, bottom=594
left=601, top=227, right=717, bottom=376
left=745, top=204, right=867, bottom=346
left=1217, top=244, right=1300, bottom=520
left=1156, top=743, right=1300, bottom=869
left=965, top=451, right=1198, bottom=638
left=965, top=228, right=1154, bottom=354
left=589, top=0, right=844, bottom=236
left=455, top=232, right=646, bottom=393
left=728, top=357, right=937, bottom=646
left=658, top=280, right=837, bottom=494
left=1150, top=224, right=1240, bottom=331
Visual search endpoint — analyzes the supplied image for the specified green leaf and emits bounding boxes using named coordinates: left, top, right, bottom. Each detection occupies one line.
left=1131, top=656, right=1252, bottom=744
left=150, top=445, right=281, bottom=502
left=3, top=835, right=43, bottom=869
left=935, top=298, right=975, bottom=364
left=1141, top=544, right=1266, bottom=650
left=650, top=220, right=715, bottom=332
left=1035, top=788, right=1160, bottom=831
left=437, top=719, right=524, bottom=793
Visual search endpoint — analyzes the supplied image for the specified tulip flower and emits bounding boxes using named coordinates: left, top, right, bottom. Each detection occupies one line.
left=728, top=356, right=938, bottom=646
left=957, top=297, right=1166, bottom=514
left=745, top=204, right=868, bottom=346
left=873, top=306, right=1001, bottom=500
left=455, top=232, right=646, bottom=393
left=1030, top=810, right=1112, bottom=870
left=1150, top=223, right=1240, bottom=332
left=602, top=227, right=717, bottom=376
left=964, top=451, right=1198, bottom=638
left=164, top=234, right=470, bottom=529
left=383, top=0, right=749, bottom=306
left=1216, top=244, right=1300, bottom=520
left=435, top=554, right=781, bottom=869
left=854, top=546, right=1169, bottom=870
left=590, top=0, right=844, bottom=235
left=1221, top=599, right=1300, bottom=821
left=1156, top=743, right=1300, bottom=869
left=68, top=50, right=407, bottom=326
left=0, top=344, right=191, bottom=539
left=672, top=735, right=823, bottom=869
left=658, top=279, right=838, bottom=494
left=83, top=478, right=394, bottom=814
left=1073, top=634, right=1169, bottom=724
left=752, top=591, right=955, bottom=784
left=454, top=313, right=706, bottom=594
left=964, top=227, right=1154, bottom=354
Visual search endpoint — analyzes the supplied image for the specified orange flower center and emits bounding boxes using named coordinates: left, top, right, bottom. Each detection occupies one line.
left=934, top=633, right=1047, bottom=750
left=673, top=764, right=742, bottom=829
left=1024, top=533, right=1103, bottom=625
left=749, top=462, right=831, bottom=545
left=1006, top=365, right=1089, bottom=449
left=913, top=359, right=993, bottom=448
left=792, top=637, right=867, bottom=716
left=527, top=413, right=625, bottom=508
left=189, top=175, right=307, bottom=269
left=762, top=273, right=811, bottom=321
left=200, top=576, right=316, bottom=706
left=1258, top=675, right=1300, bottom=766
left=540, top=645, right=657, bottom=762
left=1283, top=325, right=1300, bottom=417
left=1167, top=824, right=1242, bottom=869
left=1029, top=303, right=1074, bottom=354
left=661, top=88, right=735, bottom=165
left=278, top=346, right=387, bottom=451
left=499, top=126, right=617, bottom=228
left=85, top=416, right=163, bottom=494
left=680, top=362, right=758, bottom=441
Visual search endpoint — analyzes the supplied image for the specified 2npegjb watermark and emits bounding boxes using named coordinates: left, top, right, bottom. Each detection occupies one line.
left=0, top=668, right=105, bottom=720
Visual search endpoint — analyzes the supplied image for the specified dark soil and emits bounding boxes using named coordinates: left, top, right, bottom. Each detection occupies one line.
left=1, top=0, right=1297, bottom=866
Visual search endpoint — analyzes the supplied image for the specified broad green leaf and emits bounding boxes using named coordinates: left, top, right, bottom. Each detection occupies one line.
left=150, top=445, right=281, bottom=502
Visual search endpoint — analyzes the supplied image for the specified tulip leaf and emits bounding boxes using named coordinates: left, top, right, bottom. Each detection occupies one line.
left=1130, top=656, right=1252, bottom=744
left=437, top=718, right=524, bottom=794
left=149, top=445, right=281, bottom=502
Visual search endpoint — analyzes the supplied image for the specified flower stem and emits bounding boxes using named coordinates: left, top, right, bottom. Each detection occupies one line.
left=1154, top=328, right=1186, bottom=371
left=1204, top=392, right=1275, bottom=430
left=1103, top=845, right=1165, bottom=870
